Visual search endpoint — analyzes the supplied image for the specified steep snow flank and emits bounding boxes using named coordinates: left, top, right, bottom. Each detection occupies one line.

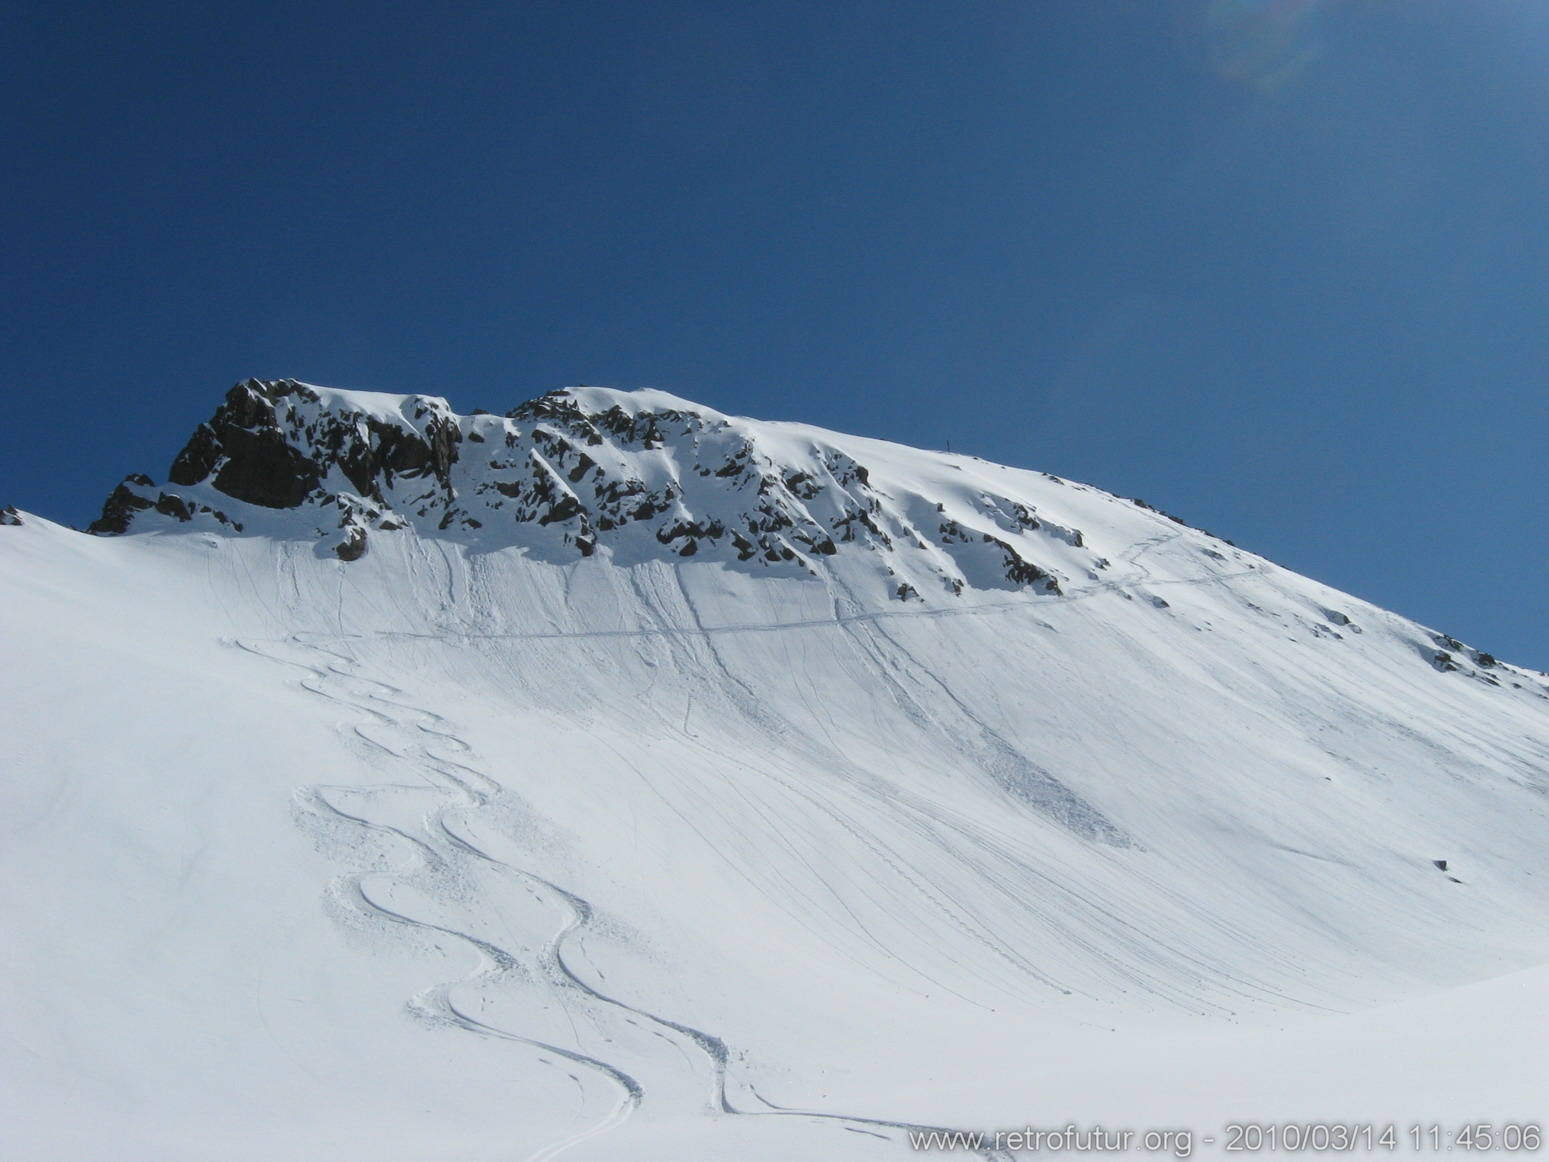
left=3, top=382, right=1548, bottom=1161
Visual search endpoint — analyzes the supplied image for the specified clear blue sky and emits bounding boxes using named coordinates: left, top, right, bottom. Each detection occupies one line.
left=4, top=1, right=1547, bottom=667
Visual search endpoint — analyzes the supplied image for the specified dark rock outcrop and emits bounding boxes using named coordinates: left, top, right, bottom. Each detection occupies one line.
left=86, top=380, right=1085, bottom=600
left=89, top=475, right=157, bottom=534
left=335, top=526, right=368, bottom=562
left=177, top=379, right=458, bottom=509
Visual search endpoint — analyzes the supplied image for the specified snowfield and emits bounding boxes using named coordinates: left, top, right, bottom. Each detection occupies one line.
left=1, top=384, right=1545, bottom=1160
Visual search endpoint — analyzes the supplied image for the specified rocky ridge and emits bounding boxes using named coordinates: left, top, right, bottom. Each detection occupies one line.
left=90, top=378, right=1113, bottom=600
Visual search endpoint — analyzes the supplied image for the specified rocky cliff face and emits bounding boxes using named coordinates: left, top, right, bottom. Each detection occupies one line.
left=90, top=378, right=1123, bottom=598
left=89, top=380, right=461, bottom=536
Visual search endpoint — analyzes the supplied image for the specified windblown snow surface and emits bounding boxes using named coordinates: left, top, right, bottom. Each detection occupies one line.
left=1, top=384, right=1546, bottom=1161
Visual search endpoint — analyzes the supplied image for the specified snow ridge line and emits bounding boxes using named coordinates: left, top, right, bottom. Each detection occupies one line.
left=238, top=632, right=1015, bottom=1161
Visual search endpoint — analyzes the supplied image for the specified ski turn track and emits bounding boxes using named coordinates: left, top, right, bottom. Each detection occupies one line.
left=239, top=633, right=1012, bottom=1161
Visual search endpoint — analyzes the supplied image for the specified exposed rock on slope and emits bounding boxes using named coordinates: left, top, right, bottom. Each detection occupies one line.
left=91, top=378, right=1098, bottom=594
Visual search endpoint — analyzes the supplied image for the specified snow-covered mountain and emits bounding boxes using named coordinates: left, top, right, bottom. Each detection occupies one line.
left=3, top=381, right=1546, bottom=1161
left=92, top=377, right=1088, bottom=595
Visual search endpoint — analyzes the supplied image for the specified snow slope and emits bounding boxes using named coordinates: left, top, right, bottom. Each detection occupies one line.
left=2, top=382, right=1546, bottom=1160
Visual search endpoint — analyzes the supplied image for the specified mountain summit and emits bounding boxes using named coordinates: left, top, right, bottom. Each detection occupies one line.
left=5, top=380, right=1548, bottom=1161
left=90, top=377, right=1102, bottom=595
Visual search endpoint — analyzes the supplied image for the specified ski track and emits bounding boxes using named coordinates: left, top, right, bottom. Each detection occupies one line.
left=274, top=538, right=1262, bottom=653
left=239, top=634, right=1013, bottom=1161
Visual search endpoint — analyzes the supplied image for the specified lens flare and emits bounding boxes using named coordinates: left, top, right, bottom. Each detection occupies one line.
left=1200, top=0, right=1338, bottom=92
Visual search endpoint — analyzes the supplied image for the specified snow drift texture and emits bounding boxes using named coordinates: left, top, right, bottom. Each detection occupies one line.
left=3, top=380, right=1546, bottom=1161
